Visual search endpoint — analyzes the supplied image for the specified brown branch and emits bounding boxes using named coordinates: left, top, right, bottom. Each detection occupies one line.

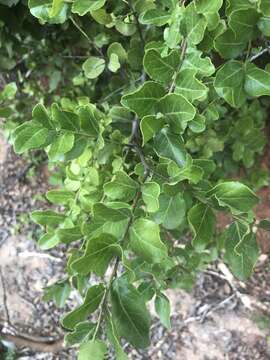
left=0, top=267, right=10, bottom=326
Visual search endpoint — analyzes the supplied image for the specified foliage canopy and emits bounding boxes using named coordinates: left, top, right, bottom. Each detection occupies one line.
left=1, top=0, right=270, bottom=358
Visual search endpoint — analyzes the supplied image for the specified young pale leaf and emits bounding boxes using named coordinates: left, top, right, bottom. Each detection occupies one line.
left=154, top=128, right=187, bottom=167
left=31, top=210, right=65, bottom=227
left=71, top=234, right=120, bottom=276
left=104, top=171, right=138, bottom=202
left=78, top=340, right=107, bottom=360
left=155, top=293, right=171, bottom=329
left=121, top=81, right=166, bottom=118
left=175, top=69, right=208, bottom=103
left=225, top=223, right=258, bottom=280
left=72, top=0, right=106, bottom=16
left=182, top=48, right=215, bottom=77
left=183, top=3, right=207, bottom=45
left=208, top=181, right=259, bottom=213
left=142, top=182, right=160, bottom=213
left=214, top=60, right=246, bottom=108
left=154, top=193, right=186, bottom=230
left=82, top=57, right=105, bottom=79
left=14, top=121, right=49, bottom=154
left=244, top=63, right=270, bottom=97
left=157, top=93, right=196, bottom=133
left=48, top=133, right=75, bottom=160
left=129, top=218, right=167, bottom=263
left=188, top=203, right=216, bottom=250
left=140, top=115, right=164, bottom=146
left=143, top=49, right=180, bottom=84
left=140, top=8, right=171, bottom=26
left=110, top=278, right=151, bottom=349
left=49, top=0, right=64, bottom=17
left=62, top=284, right=105, bottom=329
left=108, top=53, right=121, bottom=73
left=38, top=232, right=60, bottom=250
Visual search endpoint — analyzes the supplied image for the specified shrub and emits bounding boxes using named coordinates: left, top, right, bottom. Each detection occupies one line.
left=1, top=0, right=270, bottom=358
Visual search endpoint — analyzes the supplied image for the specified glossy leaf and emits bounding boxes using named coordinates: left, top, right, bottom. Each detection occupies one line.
left=129, top=219, right=167, bottom=263
left=188, top=203, right=216, bottom=250
left=110, top=278, right=151, bottom=349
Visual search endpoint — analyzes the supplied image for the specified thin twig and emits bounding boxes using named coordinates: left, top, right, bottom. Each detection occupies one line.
left=169, top=39, right=188, bottom=93
left=249, top=47, right=270, bottom=62
left=128, top=0, right=145, bottom=46
left=70, top=16, right=103, bottom=57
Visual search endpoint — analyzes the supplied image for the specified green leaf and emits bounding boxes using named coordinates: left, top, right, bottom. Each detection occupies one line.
left=175, top=69, right=208, bottom=103
left=182, top=48, right=215, bottom=77
left=257, top=16, right=270, bottom=36
left=62, top=285, right=105, bottom=329
left=154, top=127, right=187, bottom=167
left=183, top=2, right=207, bottom=45
left=57, top=226, right=83, bottom=244
left=225, top=222, right=258, bottom=280
left=195, top=0, right=223, bottom=15
left=258, top=219, right=270, bottom=230
left=32, top=103, right=52, bottom=129
left=49, top=0, right=64, bottom=17
left=78, top=105, right=100, bottom=137
left=155, top=293, right=171, bottom=329
left=142, top=182, right=160, bottom=213
left=46, top=189, right=75, bottom=205
left=259, top=0, right=270, bottom=16
left=65, top=322, right=95, bottom=346
left=31, top=210, right=65, bottom=227
left=29, top=0, right=68, bottom=23
left=121, top=81, right=166, bottom=118
left=48, top=133, right=75, bottom=160
left=157, top=93, right=196, bottom=133
left=14, top=121, right=49, bottom=154
left=82, top=57, right=105, bottom=79
left=214, top=60, right=246, bottom=108
left=71, top=234, right=120, bottom=275
left=208, top=181, right=259, bottom=213
left=140, top=8, right=171, bottom=26
left=244, top=63, right=270, bottom=97
left=129, top=218, right=167, bottom=263
left=43, top=281, right=71, bottom=308
left=229, top=8, right=259, bottom=42
left=38, top=232, right=60, bottom=250
left=110, top=277, right=151, bottom=349
left=93, top=203, right=131, bottom=221
left=104, top=171, right=139, bottom=202
left=154, top=193, right=186, bottom=230
left=140, top=115, right=164, bottom=146
left=188, top=203, right=216, bottom=250
left=0, top=82, right=17, bottom=100
left=78, top=340, right=107, bottom=360
left=107, top=42, right=127, bottom=63
left=52, top=105, right=80, bottom=131
left=214, top=29, right=246, bottom=59
left=106, top=315, right=128, bottom=360
left=72, top=0, right=106, bottom=16
left=108, top=53, right=121, bottom=73
left=143, top=49, right=180, bottom=84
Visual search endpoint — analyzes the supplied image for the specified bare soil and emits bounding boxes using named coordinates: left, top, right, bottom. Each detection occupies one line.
left=0, top=132, right=270, bottom=359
